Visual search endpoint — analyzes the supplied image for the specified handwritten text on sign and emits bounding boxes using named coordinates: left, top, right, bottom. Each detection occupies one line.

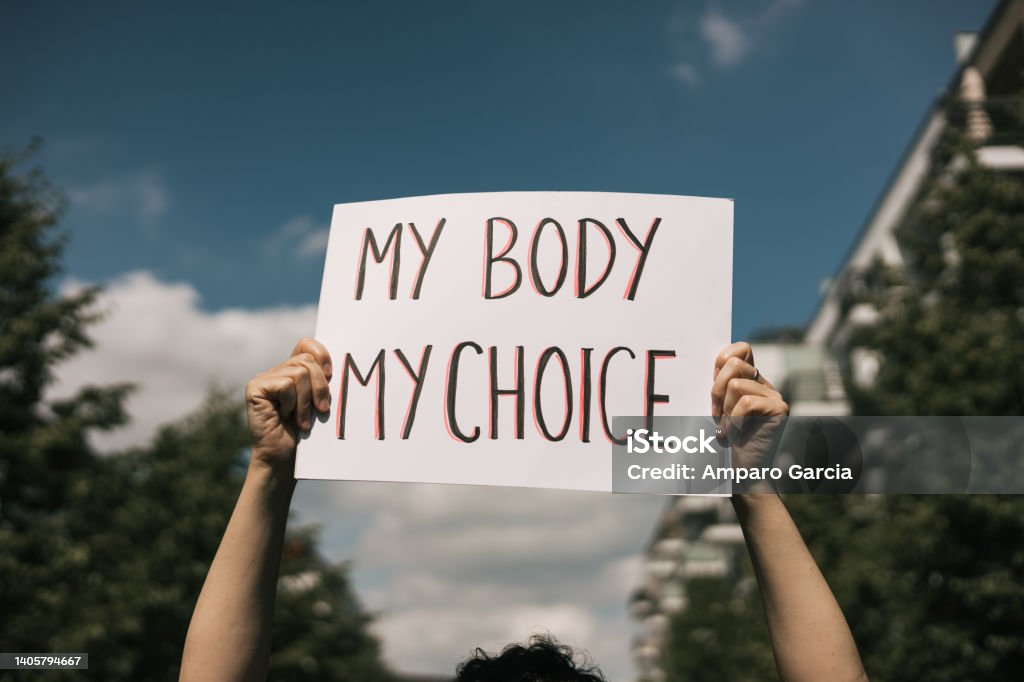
left=296, top=192, right=732, bottom=492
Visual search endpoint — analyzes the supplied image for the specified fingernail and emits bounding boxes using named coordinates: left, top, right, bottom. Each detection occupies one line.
left=323, top=363, right=332, bottom=377
left=319, top=399, right=329, bottom=411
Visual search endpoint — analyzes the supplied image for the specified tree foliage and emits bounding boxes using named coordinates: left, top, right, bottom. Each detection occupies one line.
left=806, top=102, right=1024, bottom=681
left=0, top=141, right=133, bottom=667
left=846, top=103, right=1024, bottom=416
left=663, top=571, right=775, bottom=682
left=0, top=146, right=392, bottom=681
left=664, top=103, right=1024, bottom=680
left=783, top=494, right=1024, bottom=682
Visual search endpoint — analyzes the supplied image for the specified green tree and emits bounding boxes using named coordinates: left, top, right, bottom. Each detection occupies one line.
left=768, top=492, right=1024, bottom=682
left=846, top=109, right=1024, bottom=416
left=0, top=141, right=132, bottom=660
left=71, top=394, right=393, bottom=681
left=0, top=146, right=393, bottom=681
left=663, top=103, right=1024, bottom=680
left=663, top=571, right=776, bottom=682
left=782, top=104, right=1024, bottom=681
left=812, top=102, right=1024, bottom=681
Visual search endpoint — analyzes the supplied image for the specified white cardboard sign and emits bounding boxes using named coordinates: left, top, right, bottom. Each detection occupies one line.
left=296, top=192, right=732, bottom=492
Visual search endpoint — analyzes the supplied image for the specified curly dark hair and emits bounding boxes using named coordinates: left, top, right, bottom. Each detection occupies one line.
left=454, top=635, right=606, bottom=682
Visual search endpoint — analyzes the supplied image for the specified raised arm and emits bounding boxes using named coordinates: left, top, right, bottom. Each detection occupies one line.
left=712, top=342, right=867, bottom=682
left=180, top=338, right=332, bottom=682
left=731, top=494, right=867, bottom=682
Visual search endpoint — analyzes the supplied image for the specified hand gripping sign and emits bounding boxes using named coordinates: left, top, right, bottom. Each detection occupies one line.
left=296, top=192, right=732, bottom=492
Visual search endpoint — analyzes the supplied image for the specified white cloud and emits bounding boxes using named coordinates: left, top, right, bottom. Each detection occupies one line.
left=265, top=215, right=330, bottom=260
left=359, top=559, right=644, bottom=678
left=351, top=486, right=653, bottom=574
left=668, top=0, right=804, bottom=82
left=68, top=170, right=169, bottom=221
left=52, top=271, right=316, bottom=450
left=376, top=602, right=602, bottom=674
left=670, top=62, right=701, bottom=86
left=700, top=9, right=751, bottom=68
left=50, top=271, right=664, bottom=681
left=300, top=480, right=660, bottom=679
left=297, top=228, right=330, bottom=257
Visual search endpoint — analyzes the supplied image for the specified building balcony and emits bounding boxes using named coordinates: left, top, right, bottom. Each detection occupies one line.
left=949, top=95, right=1024, bottom=169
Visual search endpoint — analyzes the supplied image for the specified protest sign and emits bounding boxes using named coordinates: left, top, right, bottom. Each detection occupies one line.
left=296, top=192, right=732, bottom=491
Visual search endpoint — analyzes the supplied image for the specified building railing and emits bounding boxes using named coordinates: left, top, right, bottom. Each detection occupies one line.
left=948, top=96, right=1024, bottom=146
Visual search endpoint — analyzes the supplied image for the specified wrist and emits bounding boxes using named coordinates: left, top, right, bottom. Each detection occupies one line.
left=247, top=450, right=297, bottom=488
left=730, top=492, right=782, bottom=519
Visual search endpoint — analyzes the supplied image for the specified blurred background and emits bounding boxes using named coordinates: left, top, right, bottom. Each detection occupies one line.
left=2, top=1, right=1022, bottom=680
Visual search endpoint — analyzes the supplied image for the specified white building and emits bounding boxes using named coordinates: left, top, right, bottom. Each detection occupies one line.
left=631, top=2, right=1024, bottom=679
left=806, top=0, right=1024, bottom=384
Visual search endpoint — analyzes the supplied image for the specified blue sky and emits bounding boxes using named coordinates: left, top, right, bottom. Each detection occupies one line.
left=4, top=2, right=1003, bottom=677
left=2, top=0, right=997, bottom=337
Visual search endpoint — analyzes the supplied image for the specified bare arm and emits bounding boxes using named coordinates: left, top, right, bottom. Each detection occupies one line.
left=733, top=494, right=867, bottom=682
left=712, top=342, right=867, bottom=682
left=179, top=464, right=294, bottom=681
left=180, top=338, right=332, bottom=682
